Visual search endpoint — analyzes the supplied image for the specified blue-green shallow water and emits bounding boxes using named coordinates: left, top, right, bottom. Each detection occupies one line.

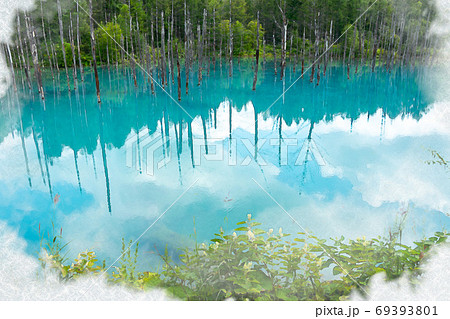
left=0, top=61, right=449, bottom=269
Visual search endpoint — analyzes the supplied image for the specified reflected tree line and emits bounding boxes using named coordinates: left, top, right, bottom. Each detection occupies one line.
left=0, top=61, right=430, bottom=213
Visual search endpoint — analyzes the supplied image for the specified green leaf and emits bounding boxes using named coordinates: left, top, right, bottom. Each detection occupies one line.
left=322, top=259, right=334, bottom=269
left=235, top=288, right=247, bottom=294
left=275, top=289, right=297, bottom=301
left=251, top=270, right=273, bottom=291
left=234, top=227, right=249, bottom=232
left=333, top=266, right=343, bottom=276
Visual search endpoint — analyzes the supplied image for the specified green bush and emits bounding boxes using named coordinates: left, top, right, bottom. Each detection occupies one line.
left=40, top=216, right=447, bottom=301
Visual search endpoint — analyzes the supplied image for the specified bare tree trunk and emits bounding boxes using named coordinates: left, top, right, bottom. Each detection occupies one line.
left=106, top=36, right=111, bottom=71
left=343, top=31, right=347, bottom=67
left=294, top=33, right=298, bottom=73
left=170, top=1, right=175, bottom=84
left=356, top=21, right=362, bottom=73
left=301, top=28, right=305, bottom=78
left=128, top=0, right=137, bottom=87
left=200, top=9, right=207, bottom=84
left=212, top=8, right=216, bottom=69
left=361, top=25, right=366, bottom=66
left=151, top=19, right=156, bottom=76
left=310, top=11, right=319, bottom=83
left=50, top=42, right=59, bottom=75
left=144, top=38, right=155, bottom=95
left=197, top=25, right=202, bottom=85
left=76, top=3, right=84, bottom=82
left=175, top=42, right=181, bottom=101
left=289, top=34, right=293, bottom=65
left=228, top=0, right=233, bottom=77
left=69, top=12, right=78, bottom=90
left=371, top=15, right=379, bottom=72
left=39, top=0, right=54, bottom=80
left=161, top=11, right=167, bottom=87
left=24, top=12, right=45, bottom=99
left=89, top=0, right=101, bottom=104
left=263, top=38, right=266, bottom=65
left=120, top=34, right=126, bottom=74
left=184, top=2, right=190, bottom=95
left=273, top=33, right=277, bottom=75
left=325, top=21, right=333, bottom=74
left=6, top=44, right=17, bottom=92
left=17, top=15, right=32, bottom=91
left=276, top=2, right=288, bottom=80
left=323, top=30, right=328, bottom=75
left=15, top=43, right=26, bottom=91
left=252, top=11, right=260, bottom=91
left=57, top=0, right=71, bottom=91
left=148, top=42, right=155, bottom=95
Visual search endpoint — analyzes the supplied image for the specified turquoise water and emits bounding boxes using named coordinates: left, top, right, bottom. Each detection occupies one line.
left=1, top=61, right=449, bottom=268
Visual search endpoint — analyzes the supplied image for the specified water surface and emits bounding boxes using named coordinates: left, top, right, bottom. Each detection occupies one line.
left=1, top=62, right=449, bottom=268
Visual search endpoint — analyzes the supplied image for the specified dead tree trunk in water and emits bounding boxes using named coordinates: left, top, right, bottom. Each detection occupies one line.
left=17, top=15, right=32, bottom=91
left=106, top=17, right=111, bottom=71
left=360, top=25, right=366, bottom=66
left=145, top=40, right=155, bottom=94
left=39, top=0, right=54, bottom=80
left=324, top=30, right=328, bottom=75
left=324, top=21, right=332, bottom=75
left=356, top=21, right=361, bottom=73
left=252, top=11, right=260, bottom=91
left=273, top=33, right=277, bottom=75
left=263, top=38, right=266, bottom=65
left=371, top=15, right=379, bottom=72
left=228, top=0, right=233, bottom=77
left=184, top=3, right=190, bottom=94
left=310, top=12, right=319, bottom=83
left=128, top=0, right=137, bottom=87
left=175, top=43, right=181, bottom=101
left=69, top=13, right=78, bottom=90
left=14, top=42, right=26, bottom=91
left=212, top=8, right=216, bottom=69
left=57, top=0, right=71, bottom=92
left=199, top=9, right=207, bottom=85
left=24, top=12, right=45, bottom=100
left=76, top=3, right=84, bottom=82
left=301, top=28, right=305, bottom=77
left=197, top=25, right=202, bottom=85
left=276, top=1, right=288, bottom=80
left=89, top=0, right=101, bottom=104
left=150, top=20, right=155, bottom=77
left=6, top=44, right=17, bottom=92
left=161, top=11, right=167, bottom=87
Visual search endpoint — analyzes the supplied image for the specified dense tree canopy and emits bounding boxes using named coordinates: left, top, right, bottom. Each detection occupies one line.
left=9, top=0, right=435, bottom=67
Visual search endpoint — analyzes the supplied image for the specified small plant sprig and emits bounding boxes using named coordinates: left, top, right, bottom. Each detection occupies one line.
left=426, top=149, right=449, bottom=171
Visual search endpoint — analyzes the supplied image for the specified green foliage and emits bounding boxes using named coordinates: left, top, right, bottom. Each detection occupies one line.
left=38, top=223, right=103, bottom=281
left=95, top=22, right=123, bottom=63
left=39, top=216, right=447, bottom=301
left=14, top=0, right=435, bottom=67
left=109, top=238, right=163, bottom=290
left=160, top=216, right=448, bottom=301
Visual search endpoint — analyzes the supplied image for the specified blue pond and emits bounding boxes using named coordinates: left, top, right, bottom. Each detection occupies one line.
left=0, top=61, right=449, bottom=269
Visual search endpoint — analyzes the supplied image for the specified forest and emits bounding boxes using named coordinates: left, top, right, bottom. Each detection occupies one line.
left=1, top=0, right=438, bottom=99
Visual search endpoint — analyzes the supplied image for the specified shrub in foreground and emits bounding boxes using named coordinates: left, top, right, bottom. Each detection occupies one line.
left=40, top=216, right=448, bottom=301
